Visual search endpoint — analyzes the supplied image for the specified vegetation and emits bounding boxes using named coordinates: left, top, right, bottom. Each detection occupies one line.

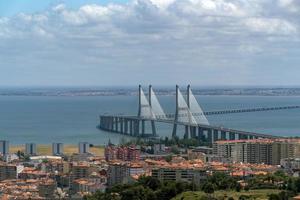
left=85, top=171, right=300, bottom=200
left=172, top=189, right=283, bottom=200
left=84, top=176, right=196, bottom=200
left=121, top=135, right=210, bottom=148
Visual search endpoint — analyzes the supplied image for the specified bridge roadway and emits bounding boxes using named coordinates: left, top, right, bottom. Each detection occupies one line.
left=159, top=105, right=300, bottom=118
left=98, top=106, right=289, bottom=143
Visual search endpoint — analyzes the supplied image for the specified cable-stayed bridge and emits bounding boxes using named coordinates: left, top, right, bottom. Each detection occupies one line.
left=99, top=85, right=299, bottom=144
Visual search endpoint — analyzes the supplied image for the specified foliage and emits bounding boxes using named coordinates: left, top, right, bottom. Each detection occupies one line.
left=86, top=177, right=194, bottom=200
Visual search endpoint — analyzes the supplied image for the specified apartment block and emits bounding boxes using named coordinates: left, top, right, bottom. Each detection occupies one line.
left=213, top=139, right=300, bottom=165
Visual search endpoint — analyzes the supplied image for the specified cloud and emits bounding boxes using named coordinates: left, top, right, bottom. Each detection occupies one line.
left=0, top=0, right=299, bottom=86
left=278, top=0, right=300, bottom=12
left=245, top=17, right=297, bottom=35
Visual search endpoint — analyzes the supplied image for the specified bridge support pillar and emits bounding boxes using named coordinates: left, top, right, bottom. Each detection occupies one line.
left=129, top=120, right=133, bottom=136
left=229, top=132, right=235, bottom=140
left=141, top=120, right=145, bottom=136
left=120, top=118, right=124, bottom=134
left=249, top=135, right=253, bottom=139
left=134, top=120, right=139, bottom=136
left=198, top=127, right=204, bottom=142
left=238, top=134, right=244, bottom=140
left=115, top=117, right=119, bottom=132
left=124, top=119, right=128, bottom=134
left=207, top=129, right=212, bottom=144
left=151, top=121, right=156, bottom=136
left=190, top=127, right=196, bottom=139
left=184, top=126, right=189, bottom=139
left=221, top=131, right=226, bottom=140
left=213, top=130, right=219, bottom=142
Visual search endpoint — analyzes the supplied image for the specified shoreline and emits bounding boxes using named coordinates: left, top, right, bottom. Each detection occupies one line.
left=9, top=144, right=104, bottom=156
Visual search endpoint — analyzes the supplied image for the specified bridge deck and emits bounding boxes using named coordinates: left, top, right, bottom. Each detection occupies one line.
left=98, top=105, right=299, bottom=139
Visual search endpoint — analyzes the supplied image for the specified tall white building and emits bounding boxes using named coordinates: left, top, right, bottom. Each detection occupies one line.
left=79, top=142, right=89, bottom=154
left=25, top=143, right=37, bottom=155
left=52, top=143, right=63, bottom=156
left=0, top=141, right=9, bottom=155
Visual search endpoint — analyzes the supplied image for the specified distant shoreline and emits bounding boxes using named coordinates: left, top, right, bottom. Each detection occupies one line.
left=9, top=144, right=104, bottom=156
left=2, top=87, right=300, bottom=96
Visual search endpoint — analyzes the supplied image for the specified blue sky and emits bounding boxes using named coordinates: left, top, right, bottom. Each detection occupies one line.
left=0, top=0, right=300, bottom=87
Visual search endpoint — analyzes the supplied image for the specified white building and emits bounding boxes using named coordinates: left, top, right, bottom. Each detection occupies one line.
left=0, top=141, right=9, bottom=155
left=25, top=143, right=37, bottom=155
left=52, top=143, right=64, bottom=156
left=79, top=142, right=89, bottom=154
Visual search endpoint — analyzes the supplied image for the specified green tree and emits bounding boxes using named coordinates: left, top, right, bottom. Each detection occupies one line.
left=294, top=177, right=300, bottom=192
left=268, top=193, right=280, bottom=200
left=138, top=176, right=161, bottom=190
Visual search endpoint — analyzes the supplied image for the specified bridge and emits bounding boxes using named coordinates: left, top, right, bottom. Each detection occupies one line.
left=99, top=85, right=298, bottom=144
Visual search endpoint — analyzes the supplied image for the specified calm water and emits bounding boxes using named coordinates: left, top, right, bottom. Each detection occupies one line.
left=0, top=95, right=300, bottom=144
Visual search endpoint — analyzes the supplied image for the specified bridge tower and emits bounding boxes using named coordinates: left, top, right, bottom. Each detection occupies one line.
left=187, top=85, right=209, bottom=126
left=137, top=85, right=158, bottom=136
left=172, top=85, right=179, bottom=138
left=149, top=85, right=157, bottom=136
left=172, top=85, right=197, bottom=138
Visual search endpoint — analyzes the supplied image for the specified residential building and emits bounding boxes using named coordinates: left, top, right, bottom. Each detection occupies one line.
left=0, top=163, right=23, bottom=181
left=79, top=142, right=89, bottom=154
left=0, top=141, right=9, bottom=155
left=151, top=167, right=207, bottom=186
left=71, top=162, right=90, bottom=181
left=281, top=158, right=300, bottom=176
left=105, top=145, right=140, bottom=161
left=52, top=143, right=64, bottom=156
left=38, top=178, right=57, bottom=199
left=107, top=161, right=144, bottom=187
left=73, top=178, right=106, bottom=194
left=213, top=139, right=300, bottom=165
left=25, top=143, right=37, bottom=155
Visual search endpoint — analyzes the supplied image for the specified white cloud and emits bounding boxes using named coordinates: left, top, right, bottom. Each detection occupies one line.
left=278, top=0, right=300, bottom=12
left=0, top=0, right=300, bottom=86
left=245, top=17, right=297, bottom=35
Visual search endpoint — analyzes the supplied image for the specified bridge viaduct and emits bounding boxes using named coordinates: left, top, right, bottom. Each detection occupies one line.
left=98, top=85, right=296, bottom=144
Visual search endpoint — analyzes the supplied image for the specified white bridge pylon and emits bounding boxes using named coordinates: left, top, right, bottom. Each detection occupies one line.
left=138, top=85, right=209, bottom=137
left=187, top=85, right=209, bottom=125
left=138, top=85, right=167, bottom=120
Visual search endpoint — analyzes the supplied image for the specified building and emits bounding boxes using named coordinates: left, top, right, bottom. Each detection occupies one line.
left=0, top=141, right=9, bottom=155
left=151, top=167, right=207, bottom=186
left=79, top=142, right=90, bottom=154
left=25, top=143, right=37, bottom=155
left=281, top=158, right=300, bottom=176
left=73, top=178, right=106, bottom=194
left=107, top=161, right=144, bottom=187
left=0, top=163, right=23, bottom=181
left=105, top=145, right=140, bottom=161
left=52, top=143, right=64, bottom=156
left=18, top=167, right=50, bottom=180
left=213, top=139, right=300, bottom=165
left=71, top=162, right=91, bottom=181
left=187, top=149, right=206, bottom=160
left=38, top=178, right=57, bottom=199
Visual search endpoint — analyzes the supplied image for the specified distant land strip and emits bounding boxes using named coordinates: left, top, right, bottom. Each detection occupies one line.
left=2, top=87, right=300, bottom=96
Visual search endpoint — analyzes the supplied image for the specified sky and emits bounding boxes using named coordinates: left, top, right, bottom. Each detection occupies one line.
left=0, top=0, right=300, bottom=87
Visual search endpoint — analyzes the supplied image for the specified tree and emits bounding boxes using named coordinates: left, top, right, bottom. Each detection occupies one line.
left=268, top=193, right=281, bottom=200
left=202, top=182, right=215, bottom=194
left=138, top=176, right=161, bottom=191
left=120, top=185, right=156, bottom=200
left=170, top=145, right=179, bottom=154
left=235, top=183, right=241, bottom=192
left=294, top=177, right=300, bottom=192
